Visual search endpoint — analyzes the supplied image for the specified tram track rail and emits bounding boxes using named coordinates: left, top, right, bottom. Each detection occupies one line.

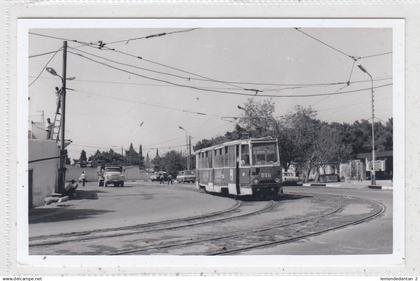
left=30, top=199, right=279, bottom=248
left=110, top=194, right=384, bottom=255
left=210, top=197, right=386, bottom=255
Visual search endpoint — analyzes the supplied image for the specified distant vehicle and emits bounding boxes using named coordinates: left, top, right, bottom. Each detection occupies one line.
left=176, top=170, right=196, bottom=183
left=317, top=173, right=340, bottom=183
left=103, top=166, right=125, bottom=187
left=150, top=173, right=159, bottom=181
left=150, top=171, right=168, bottom=182
left=282, top=172, right=301, bottom=186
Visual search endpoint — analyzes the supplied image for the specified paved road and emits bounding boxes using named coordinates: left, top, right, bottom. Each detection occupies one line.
left=244, top=185, right=393, bottom=255
left=29, top=181, right=392, bottom=255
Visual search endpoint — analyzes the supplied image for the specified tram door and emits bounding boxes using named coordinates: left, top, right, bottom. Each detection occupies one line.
left=239, top=144, right=251, bottom=186
left=235, top=144, right=240, bottom=195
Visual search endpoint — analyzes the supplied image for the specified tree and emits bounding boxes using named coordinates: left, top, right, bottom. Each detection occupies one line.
left=238, top=98, right=277, bottom=138
left=125, top=143, right=139, bottom=166
left=312, top=123, right=351, bottom=178
left=160, top=150, right=186, bottom=177
left=138, top=145, right=145, bottom=169
left=152, top=149, right=162, bottom=171
left=145, top=152, right=151, bottom=169
left=79, top=150, right=87, bottom=164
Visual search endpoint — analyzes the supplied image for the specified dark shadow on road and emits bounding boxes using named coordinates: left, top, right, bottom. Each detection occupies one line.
left=29, top=208, right=114, bottom=224
left=70, top=189, right=107, bottom=200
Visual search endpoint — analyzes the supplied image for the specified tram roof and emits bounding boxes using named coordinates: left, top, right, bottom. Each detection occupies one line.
left=193, top=137, right=277, bottom=154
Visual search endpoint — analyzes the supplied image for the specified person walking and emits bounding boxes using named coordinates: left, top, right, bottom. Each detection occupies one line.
left=167, top=174, right=173, bottom=185
left=80, top=171, right=86, bottom=187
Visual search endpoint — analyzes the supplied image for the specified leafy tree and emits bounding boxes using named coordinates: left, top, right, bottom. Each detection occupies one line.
left=138, top=145, right=145, bottom=169
left=238, top=98, right=277, bottom=138
left=160, top=150, right=186, bottom=177
left=152, top=149, right=162, bottom=171
left=145, top=152, right=151, bottom=169
left=125, top=143, right=139, bottom=166
left=79, top=149, right=87, bottom=163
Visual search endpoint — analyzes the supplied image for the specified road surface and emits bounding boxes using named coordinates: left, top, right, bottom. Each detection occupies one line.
left=29, top=181, right=392, bottom=255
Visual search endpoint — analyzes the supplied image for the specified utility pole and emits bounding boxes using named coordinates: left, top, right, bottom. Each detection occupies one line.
left=188, top=135, right=192, bottom=170
left=58, top=41, right=68, bottom=193
left=358, top=64, right=376, bottom=186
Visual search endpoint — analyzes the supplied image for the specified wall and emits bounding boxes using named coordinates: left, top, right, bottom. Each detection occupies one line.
left=29, top=139, right=60, bottom=207
left=66, top=166, right=98, bottom=182
left=66, top=165, right=151, bottom=182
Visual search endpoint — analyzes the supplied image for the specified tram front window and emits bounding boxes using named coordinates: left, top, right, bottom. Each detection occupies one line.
left=252, top=143, right=278, bottom=165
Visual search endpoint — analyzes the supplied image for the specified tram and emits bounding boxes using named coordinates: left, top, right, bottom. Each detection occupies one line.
left=195, top=137, right=283, bottom=199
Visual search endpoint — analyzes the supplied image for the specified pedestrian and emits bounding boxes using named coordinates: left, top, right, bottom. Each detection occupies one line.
left=167, top=174, right=173, bottom=185
left=80, top=170, right=86, bottom=187
left=45, top=118, right=54, bottom=140
left=159, top=174, right=164, bottom=184
left=64, top=179, right=78, bottom=198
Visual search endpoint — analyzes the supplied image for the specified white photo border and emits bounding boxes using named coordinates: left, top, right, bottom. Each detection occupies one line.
left=16, top=18, right=404, bottom=270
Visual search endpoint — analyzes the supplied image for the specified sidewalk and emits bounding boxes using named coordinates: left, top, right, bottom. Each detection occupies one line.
left=29, top=181, right=233, bottom=237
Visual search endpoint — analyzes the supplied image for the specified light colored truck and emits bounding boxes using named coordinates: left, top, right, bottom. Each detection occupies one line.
left=176, top=170, right=196, bottom=183
left=102, top=166, right=125, bottom=187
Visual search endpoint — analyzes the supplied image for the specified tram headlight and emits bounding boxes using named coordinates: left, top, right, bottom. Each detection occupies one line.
left=253, top=178, right=259, bottom=184
left=274, top=177, right=281, bottom=183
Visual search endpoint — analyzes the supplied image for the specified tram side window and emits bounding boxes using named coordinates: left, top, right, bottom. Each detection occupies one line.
left=241, top=144, right=250, bottom=166
left=208, top=150, right=213, bottom=168
left=214, top=149, right=221, bottom=168
left=219, top=147, right=227, bottom=167
left=227, top=146, right=235, bottom=167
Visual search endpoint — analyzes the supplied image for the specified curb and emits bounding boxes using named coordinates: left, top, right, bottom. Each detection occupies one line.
left=302, top=183, right=393, bottom=190
left=368, top=185, right=393, bottom=190
left=302, top=183, right=340, bottom=188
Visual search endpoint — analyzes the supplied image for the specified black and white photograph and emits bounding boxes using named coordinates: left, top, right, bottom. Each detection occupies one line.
left=21, top=19, right=404, bottom=263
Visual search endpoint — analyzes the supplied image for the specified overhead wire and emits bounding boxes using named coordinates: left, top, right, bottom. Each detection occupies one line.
left=105, top=28, right=199, bottom=45
left=70, top=47, right=393, bottom=94
left=29, top=48, right=63, bottom=59
left=294, top=28, right=356, bottom=61
left=29, top=73, right=393, bottom=91
left=30, top=31, right=392, bottom=89
left=28, top=47, right=61, bottom=87
left=359, top=51, right=392, bottom=59
left=68, top=46, right=201, bottom=82
left=69, top=50, right=393, bottom=98
left=29, top=31, right=249, bottom=90
left=86, top=44, right=249, bottom=91
left=70, top=88, right=234, bottom=123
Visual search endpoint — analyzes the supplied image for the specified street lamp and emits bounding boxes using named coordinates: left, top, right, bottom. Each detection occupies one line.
left=358, top=64, right=376, bottom=186
left=46, top=67, right=75, bottom=82
left=178, top=126, right=191, bottom=170
left=44, top=41, right=70, bottom=193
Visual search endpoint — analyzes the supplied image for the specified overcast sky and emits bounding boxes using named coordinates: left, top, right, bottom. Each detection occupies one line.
left=28, top=27, right=392, bottom=160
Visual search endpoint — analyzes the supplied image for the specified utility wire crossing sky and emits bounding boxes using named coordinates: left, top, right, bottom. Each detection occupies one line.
left=28, top=27, right=393, bottom=159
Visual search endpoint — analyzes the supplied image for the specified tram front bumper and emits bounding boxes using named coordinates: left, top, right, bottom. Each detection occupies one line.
left=249, top=183, right=282, bottom=195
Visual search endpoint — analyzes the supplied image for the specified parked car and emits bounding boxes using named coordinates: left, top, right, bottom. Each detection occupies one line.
left=282, top=172, right=301, bottom=185
left=150, top=173, right=159, bottom=181
left=317, top=173, right=340, bottom=183
left=176, top=170, right=196, bottom=183
left=103, top=166, right=125, bottom=187
left=150, top=171, right=168, bottom=182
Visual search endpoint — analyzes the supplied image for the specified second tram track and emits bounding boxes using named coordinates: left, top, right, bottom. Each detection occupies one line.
left=110, top=194, right=384, bottom=255
left=30, top=199, right=278, bottom=247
